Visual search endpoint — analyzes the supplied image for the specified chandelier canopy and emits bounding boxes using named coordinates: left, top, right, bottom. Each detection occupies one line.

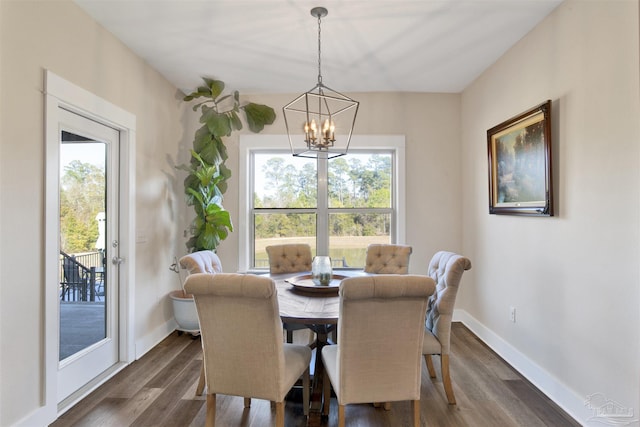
left=283, top=7, right=359, bottom=159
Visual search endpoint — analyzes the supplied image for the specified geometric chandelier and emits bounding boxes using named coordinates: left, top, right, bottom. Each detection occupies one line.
left=283, top=6, right=359, bottom=159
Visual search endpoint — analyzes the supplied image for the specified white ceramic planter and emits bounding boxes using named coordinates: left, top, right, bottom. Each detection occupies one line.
left=169, top=290, right=200, bottom=335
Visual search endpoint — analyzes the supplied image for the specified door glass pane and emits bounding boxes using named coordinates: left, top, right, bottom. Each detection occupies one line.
left=59, top=132, right=107, bottom=361
left=329, top=212, right=391, bottom=268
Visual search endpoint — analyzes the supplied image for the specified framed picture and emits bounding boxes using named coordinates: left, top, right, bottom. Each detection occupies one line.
left=487, top=100, right=553, bottom=216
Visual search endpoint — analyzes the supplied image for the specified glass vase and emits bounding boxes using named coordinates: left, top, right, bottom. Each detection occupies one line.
left=312, top=256, right=332, bottom=286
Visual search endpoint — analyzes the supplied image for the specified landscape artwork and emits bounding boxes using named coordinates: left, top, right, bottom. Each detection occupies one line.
left=487, top=100, right=553, bottom=216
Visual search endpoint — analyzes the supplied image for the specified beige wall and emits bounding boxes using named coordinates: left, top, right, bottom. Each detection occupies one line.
left=0, top=1, right=187, bottom=425
left=460, top=0, right=640, bottom=420
left=198, top=92, right=463, bottom=274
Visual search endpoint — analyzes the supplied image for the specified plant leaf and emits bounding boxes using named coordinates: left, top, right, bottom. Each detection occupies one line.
left=229, top=111, right=243, bottom=131
left=200, top=144, right=221, bottom=166
left=193, top=124, right=212, bottom=153
left=214, top=137, right=228, bottom=162
left=183, top=86, right=211, bottom=101
left=203, top=78, right=225, bottom=99
left=243, top=103, right=276, bottom=133
left=204, top=110, right=231, bottom=137
left=213, top=162, right=231, bottom=195
left=197, top=223, right=219, bottom=251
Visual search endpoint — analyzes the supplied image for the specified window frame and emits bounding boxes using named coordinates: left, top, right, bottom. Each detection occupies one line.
left=239, top=134, right=405, bottom=272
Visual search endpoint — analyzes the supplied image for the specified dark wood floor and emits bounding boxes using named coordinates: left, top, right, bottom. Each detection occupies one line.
left=50, top=323, right=579, bottom=427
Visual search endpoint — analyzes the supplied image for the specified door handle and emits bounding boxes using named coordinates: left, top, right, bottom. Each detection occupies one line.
left=112, top=256, right=125, bottom=265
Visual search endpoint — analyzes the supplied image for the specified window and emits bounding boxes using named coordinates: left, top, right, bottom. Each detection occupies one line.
left=239, top=135, right=405, bottom=271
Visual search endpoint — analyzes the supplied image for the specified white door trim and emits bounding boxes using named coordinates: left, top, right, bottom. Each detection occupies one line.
left=38, top=70, right=136, bottom=424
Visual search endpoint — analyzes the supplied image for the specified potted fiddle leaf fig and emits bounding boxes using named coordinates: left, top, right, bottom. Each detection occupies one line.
left=171, top=77, right=275, bottom=335
left=179, top=77, right=276, bottom=252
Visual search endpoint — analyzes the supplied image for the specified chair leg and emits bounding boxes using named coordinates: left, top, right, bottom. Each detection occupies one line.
left=412, top=399, right=420, bottom=427
left=424, top=354, right=437, bottom=378
left=286, top=329, right=294, bottom=343
left=338, top=404, right=345, bottom=427
left=322, top=368, right=330, bottom=416
left=196, top=362, right=205, bottom=396
left=275, top=401, right=285, bottom=427
left=206, top=394, right=216, bottom=427
left=441, top=354, right=456, bottom=405
left=244, top=397, right=251, bottom=408
left=303, top=368, right=310, bottom=417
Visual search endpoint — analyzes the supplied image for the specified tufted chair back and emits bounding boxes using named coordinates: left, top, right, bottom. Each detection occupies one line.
left=265, top=243, right=314, bottom=343
left=184, top=273, right=311, bottom=426
left=265, top=244, right=313, bottom=274
left=424, top=251, right=472, bottom=354
left=363, top=244, right=412, bottom=274
left=179, top=250, right=223, bottom=275
left=422, top=250, right=471, bottom=405
left=321, top=274, right=435, bottom=426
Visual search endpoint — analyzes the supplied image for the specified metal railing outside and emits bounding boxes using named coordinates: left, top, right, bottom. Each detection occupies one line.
left=59, top=250, right=105, bottom=302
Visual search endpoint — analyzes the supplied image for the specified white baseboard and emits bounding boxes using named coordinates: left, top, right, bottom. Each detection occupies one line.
left=14, top=321, right=177, bottom=427
left=454, top=309, right=588, bottom=425
left=13, top=406, right=55, bottom=427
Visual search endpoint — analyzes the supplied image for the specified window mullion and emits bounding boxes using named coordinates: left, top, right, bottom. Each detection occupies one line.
left=317, top=156, right=329, bottom=255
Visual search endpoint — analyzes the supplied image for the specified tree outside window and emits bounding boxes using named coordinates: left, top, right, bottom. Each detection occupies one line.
left=252, top=151, right=393, bottom=268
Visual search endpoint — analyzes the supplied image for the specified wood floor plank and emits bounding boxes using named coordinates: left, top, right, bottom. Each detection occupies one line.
left=457, top=399, right=521, bottom=427
left=446, top=343, right=543, bottom=427
left=129, top=358, right=202, bottom=427
left=450, top=323, right=521, bottom=381
left=144, top=338, right=202, bottom=389
left=107, top=333, right=195, bottom=399
left=157, top=399, right=205, bottom=427
left=65, top=387, right=163, bottom=427
left=504, top=379, right=581, bottom=427
left=61, top=398, right=128, bottom=427
left=51, top=326, right=579, bottom=427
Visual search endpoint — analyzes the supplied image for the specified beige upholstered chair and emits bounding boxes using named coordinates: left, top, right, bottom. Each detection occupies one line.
left=178, top=250, right=224, bottom=396
left=422, top=251, right=472, bottom=405
left=184, top=273, right=311, bottom=427
left=265, top=244, right=314, bottom=343
left=363, top=244, right=412, bottom=274
left=321, top=275, right=435, bottom=427
left=179, top=250, right=223, bottom=275
left=265, top=243, right=313, bottom=274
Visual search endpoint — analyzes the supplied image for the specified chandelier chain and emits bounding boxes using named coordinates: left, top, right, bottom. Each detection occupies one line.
left=317, top=12, right=322, bottom=84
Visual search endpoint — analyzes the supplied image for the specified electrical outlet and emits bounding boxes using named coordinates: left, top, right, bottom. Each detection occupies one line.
left=510, top=306, right=516, bottom=323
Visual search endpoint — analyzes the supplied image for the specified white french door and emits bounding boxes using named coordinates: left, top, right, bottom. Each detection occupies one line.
left=57, top=108, right=120, bottom=403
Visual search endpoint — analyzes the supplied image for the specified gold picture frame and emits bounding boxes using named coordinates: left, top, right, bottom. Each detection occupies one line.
left=487, top=100, right=553, bottom=216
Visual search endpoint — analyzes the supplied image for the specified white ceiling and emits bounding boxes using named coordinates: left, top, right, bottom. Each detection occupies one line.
left=74, top=0, right=563, bottom=95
